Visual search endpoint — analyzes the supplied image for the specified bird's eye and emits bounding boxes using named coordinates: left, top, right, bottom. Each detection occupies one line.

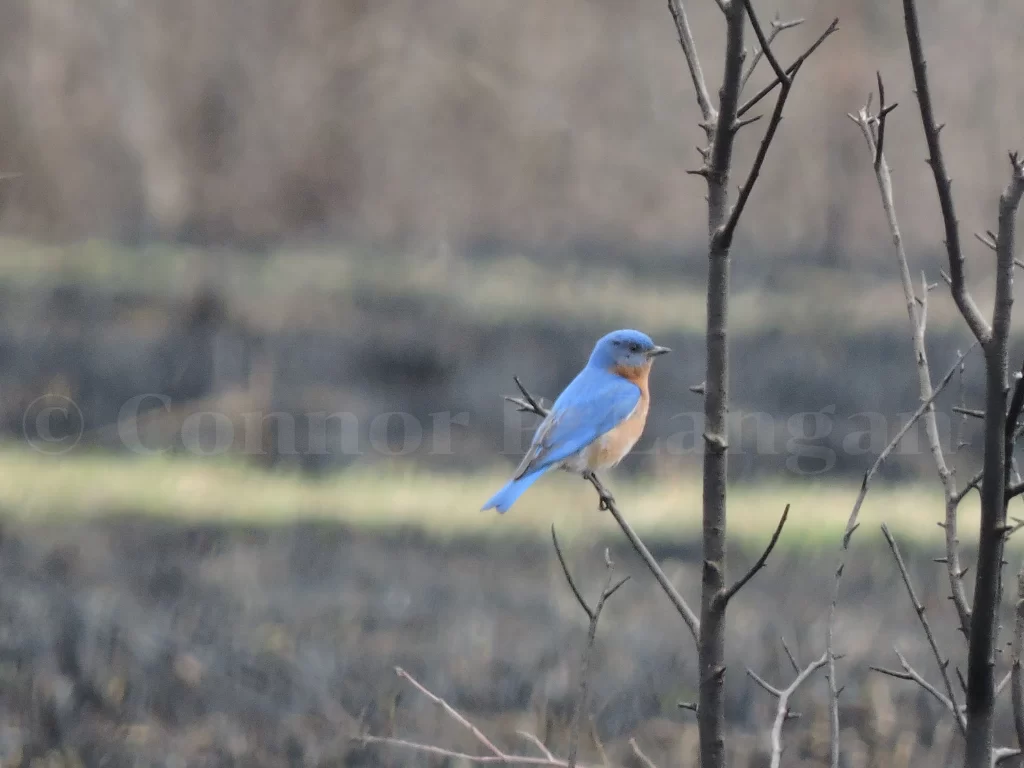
left=629, top=342, right=640, bottom=353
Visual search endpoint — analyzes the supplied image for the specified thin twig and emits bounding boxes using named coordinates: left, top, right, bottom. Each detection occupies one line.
left=518, top=731, right=557, bottom=761
left=718, top=504, right=789, bottom=606
left=954, top=406, right=986, bottom=420
left=714, top=0, right=794, bottom=250
left=881, top=523, right=966, bottom=735
left=629, top=738, right=659, bottom=768
left=549, top=532, right=629, bottom=768
left=551, top=526, right=595, bottom=621
left=780, top=636, right=800, bottom=675
left=871, top=649, right=960, bottom=718
left=357, top=668, right=605, bottom=767
left=747, top=652, right=828, bottom=768
left=827, top=346, right=974, bottom=767
left=850, top=84, right=975, bottom=639
left=956, top=470, right=984, bottom=506
left=739, top=15, right=804, bottom=93
left=357, top=735, right=596, bottom=767
left=872, top=71, right=898, bottom=169
left=395, top=667, right=503, bottom=755
left=997, top=670, right=1012, bottom=699
left=902, top=0, right=991, bottom=344
left=667, top=0, right=716, bottom=127
left=737, top=18, right=839, bottom=118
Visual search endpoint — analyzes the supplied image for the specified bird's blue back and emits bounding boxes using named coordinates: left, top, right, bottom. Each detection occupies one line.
left=530, top=364, right=641, bottom=473
left=481, top=362, right=640, bottom=513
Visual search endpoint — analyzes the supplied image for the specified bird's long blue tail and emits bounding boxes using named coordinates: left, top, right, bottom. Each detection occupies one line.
left=481, top=470, right=545, bottom=514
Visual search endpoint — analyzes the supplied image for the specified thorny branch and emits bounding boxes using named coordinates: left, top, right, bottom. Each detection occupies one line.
left=747, top=651, right=828, bottom=768
left=667, top=0, right=715, bottom=129
left=739, top=14, right=803, bottom=94
left=871, top=648, right=962, bottom=724
left=712, top=0, right=791, bottom=250
left=849, top=74, right=972, bottom=639
left=962, top=149, right=1024, bottom=768
left=826, top=346, right=974, bottom=768
left=901, top=0, right=990, bottom=345
left=737, top=18, right=839, bottom=119
left=714, top=7, right=837, bottom=252
left=550, top=528, right=629, bottom=768
left=507, top=376, right=701, bottom=643
left=880, top=524, right=966, bottom=735
left=717, top=504, right=789, bottom=607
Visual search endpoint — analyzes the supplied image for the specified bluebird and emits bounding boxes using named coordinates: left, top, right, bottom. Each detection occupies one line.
left=482, top=329, right=670, bottom=513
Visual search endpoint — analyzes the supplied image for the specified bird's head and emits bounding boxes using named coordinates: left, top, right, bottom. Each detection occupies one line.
left=587, top=329, right=670, bottom=374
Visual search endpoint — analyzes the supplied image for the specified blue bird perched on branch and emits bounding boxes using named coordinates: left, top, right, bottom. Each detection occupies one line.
left=482, top=329, right=670, bottom=514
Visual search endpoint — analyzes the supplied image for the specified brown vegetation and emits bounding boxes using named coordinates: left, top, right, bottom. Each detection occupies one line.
left=0, top=0, right=1021, bottom=256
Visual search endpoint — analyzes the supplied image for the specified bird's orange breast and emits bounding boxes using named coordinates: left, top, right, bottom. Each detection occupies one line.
left=584, top=363, right=652, bottom=470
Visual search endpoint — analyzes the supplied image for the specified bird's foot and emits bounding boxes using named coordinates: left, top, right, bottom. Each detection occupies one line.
left=582, top=470, right=615, bottom=510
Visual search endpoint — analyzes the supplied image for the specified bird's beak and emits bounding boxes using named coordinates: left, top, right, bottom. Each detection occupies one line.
left=646, top=345, right=671, bottom=358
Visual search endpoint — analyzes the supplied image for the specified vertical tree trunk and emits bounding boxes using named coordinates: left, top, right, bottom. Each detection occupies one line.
left=964, top=163, right=1022, bottom=768
left=697, top=4, right=744, bottom=766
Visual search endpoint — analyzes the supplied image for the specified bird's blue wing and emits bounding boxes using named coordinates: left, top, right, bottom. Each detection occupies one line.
left=513, top=367, right=640, bottom=480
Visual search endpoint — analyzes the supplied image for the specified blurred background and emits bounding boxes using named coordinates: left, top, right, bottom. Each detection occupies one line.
left=0, top=0, right=1022, bottom=765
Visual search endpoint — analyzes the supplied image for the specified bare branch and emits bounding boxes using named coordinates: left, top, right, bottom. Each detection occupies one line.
left=956, top=470, right=984, bottom=505
left=872, top=71, right=898, bottom=169
left=551, top=525, right=595, bottom=621
left=667, top=0, right=716, bottom=127
left=357, top=668, right=606, bottom=767
left=629, top=738, right=659, bottom=768
left=871, top=648, right=960, bottom=719
left=518, top=731, right=557, bottom=762
left=850, top=80, right=974, bottom=638
left=718, top=504, right=789, bottom=606
left=357, top=735, right=595, bottom=767
left=902, top=0, right=991, bottom=344
left=509, top=378, right=701, bottom=643
left=552, top=539, right=629, bottom=768
left=583, top=468, right=700, bottom=644
left=737, top=18, right=839, bottom=118
left=881, top=524, right=966, bottom=735
left=714, top=0, right=794, bottom=250
left=1011, top=566, right=1024, bottom=754
left=395, top=667, right=503, bottom=755
left=828, top=346, right=974, bottom=767
left=963, top=150, right=1024, bottom=768
left=954, top=406, right=986, bottom=420
left=740, top=15, right=804, bottom=94
left=997, top=670, right=1012, bottom=698
left=748, top=652, right=828, bottom=768
left=696, top=0, right=749, bottom=762
left=780, top=636, right=801, bottom=675
left=976, top=231, right=998, bottom=252
left=731, top=113, right=764, bottom=133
